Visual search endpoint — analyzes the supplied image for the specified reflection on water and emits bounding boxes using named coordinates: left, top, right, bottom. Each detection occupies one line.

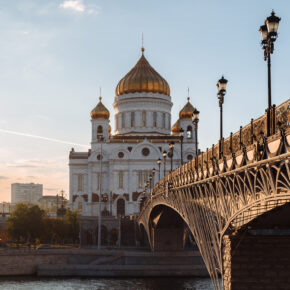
left=0, top=277, right=214, bottom=290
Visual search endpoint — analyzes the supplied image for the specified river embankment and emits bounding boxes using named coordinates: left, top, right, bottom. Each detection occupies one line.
left=0, top=248, right=208, bottom=277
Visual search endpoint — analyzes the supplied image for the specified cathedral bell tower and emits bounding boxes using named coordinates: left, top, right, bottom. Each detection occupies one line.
left=178, top=97, right=196, bottom=142
left=90, top=96, right=110, bottom=146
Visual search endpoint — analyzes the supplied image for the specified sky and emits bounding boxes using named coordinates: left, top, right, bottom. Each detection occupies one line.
left=0, top=0, right=289, bottom=202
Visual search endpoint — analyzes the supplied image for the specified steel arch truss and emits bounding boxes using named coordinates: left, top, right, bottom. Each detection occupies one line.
left=138, top=129, right=290, bottom=290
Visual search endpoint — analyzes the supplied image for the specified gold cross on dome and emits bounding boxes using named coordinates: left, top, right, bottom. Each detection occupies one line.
left=99, top=87, right=102, bottom=101
left=141, top=33, right=145, bottom=54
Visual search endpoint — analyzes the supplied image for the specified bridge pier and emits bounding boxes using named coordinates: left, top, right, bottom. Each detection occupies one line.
left=223, top=234, right=290, bottom=290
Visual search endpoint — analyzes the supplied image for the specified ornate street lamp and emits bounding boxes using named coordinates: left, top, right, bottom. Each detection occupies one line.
left=217, top=76, right=228, bottom=159
left=157, top=159, right=161, bottom=181
left=97, top=135, right=105, bottom=250
left=162, top=150, right=167, bottom=178
left=192, top=108, right=200, bottom=157
left=145, top=181, right=149, bottom=195
left=149, top=174, right=153, bottom=192
left=152, top=168, right=156, bottom=186
left=259, top=11, right=281, bottom=136
left=169, top=142, right=174, bottom=171
left=192, top=108, right=200, bottom=170
left=179, top=128, right=184, bottom=165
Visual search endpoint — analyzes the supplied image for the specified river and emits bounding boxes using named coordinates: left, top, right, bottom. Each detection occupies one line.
left=0, top=277, right=214, bottom=290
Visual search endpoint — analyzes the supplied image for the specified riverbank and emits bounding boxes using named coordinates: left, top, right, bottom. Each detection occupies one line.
left=0, top=276, right=215, bottom=290
left=0, top=248, right=209, bottom=278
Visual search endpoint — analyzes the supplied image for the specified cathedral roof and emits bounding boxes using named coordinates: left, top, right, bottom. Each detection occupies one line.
left=115, top=48, right=170, bottom=96
left=179, top=98, right=195, bottom=120
left=171, top=119, right=181, bottom=134
left=91, top=97, right=110, bottom=120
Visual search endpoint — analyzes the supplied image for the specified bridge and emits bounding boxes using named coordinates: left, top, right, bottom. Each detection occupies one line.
left=137, top=99, right=290, bottom=290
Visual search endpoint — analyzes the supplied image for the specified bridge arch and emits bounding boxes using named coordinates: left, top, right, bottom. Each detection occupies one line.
left=149, top=205, right=188, bottom=251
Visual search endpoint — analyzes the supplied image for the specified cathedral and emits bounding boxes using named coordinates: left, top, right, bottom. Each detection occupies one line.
left=69, top=47, right=198, bottom=220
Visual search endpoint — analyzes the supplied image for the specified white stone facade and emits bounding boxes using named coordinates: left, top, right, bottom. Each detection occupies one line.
left=69, top=96, right=197, bottom=217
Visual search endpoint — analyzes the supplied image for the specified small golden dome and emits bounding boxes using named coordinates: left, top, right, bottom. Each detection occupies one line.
left=179, top=98, right=195, bottom=119
left=91, top=97, right=110, bottom=120
left=171, top=119, right=180, bottom=134
left=116, top=49, right=170, bottom=96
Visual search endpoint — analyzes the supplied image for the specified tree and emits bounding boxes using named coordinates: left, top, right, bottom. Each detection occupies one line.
left=7, top=203, right=44, bottom=243
left=65, top=209, right=80, bottom=243
left=7, top=204, right=80, bottom=245
left=41, top=218, right=67, bottom=244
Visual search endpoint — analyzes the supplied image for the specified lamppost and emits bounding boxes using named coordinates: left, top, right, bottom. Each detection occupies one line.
left=179, top=128, right=184, bottom=165
left=145, top=180, right=149, bottom=196
left=217, top=76, right=228, bottom=159
left=162, top=150, right=167, bottom=178
left=169, top=142, right=174, bottom=172
left=192, top=108, right=200, bottom=169
left=97, top=135, right=105, bottom=250
left=157, top=159, right=161, bottom=181
left=259, top=11, right=281, bottom=136
left=149, top=174, right=152, bottom=193
left=152, top=168, right=156, bottom=186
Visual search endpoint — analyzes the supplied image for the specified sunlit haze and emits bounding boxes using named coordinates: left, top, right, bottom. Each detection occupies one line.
left=0, top=0, right=289, bottom=201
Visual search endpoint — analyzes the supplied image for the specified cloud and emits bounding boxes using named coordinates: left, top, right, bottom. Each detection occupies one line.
left=0, top=128, right=89, bottom=149
left=29, top=160, right=55, bottom=165
left=8, top=164, right=38, bottom=168
left=60, top=0, right=99, bottom=14
left=60, top=0, right=85, bottom=12
left=7, top=158, right=64, bottom=168
left=0, top=176, right=8, bottom=180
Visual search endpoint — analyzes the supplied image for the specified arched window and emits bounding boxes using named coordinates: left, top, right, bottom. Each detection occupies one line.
left=142, top=111, right=146, bottom=127
left=97, top=125, right=103, bottom=136
left=97, top=173, right=100, bottom=190
left=117, top=199, right=125, bottom=217
left=162, top=113, right=166, bottom=128
left=138, top=171, right=143, bottom=188
left=101, top=225, right=108, bottom=245
left=118, top=171, right=124, bottom=189
left=77, top=175, right=83, bottom=192
left=187, top=125, right=192, bottom=139
left=121, top=113, right=125, bottom=128
left=86, top=229, right=93, bottom=245
left=116, top=115, right=119, bottom=130
left=153, top=112, right=157, bottom=127
left=110, top=228, right=118, bottom=245
left=131, top=112, right=135, bottom=127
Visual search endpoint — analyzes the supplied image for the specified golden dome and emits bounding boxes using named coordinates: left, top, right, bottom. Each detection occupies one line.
left=171, top=119, right=180, bottom=134
left=116, top=49, right=170, bottom=96
left=91, top=97, right=110, bottom=120
left=179, top=98, right=195, bottom=119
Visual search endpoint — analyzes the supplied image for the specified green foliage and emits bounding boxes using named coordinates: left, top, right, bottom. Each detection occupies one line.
left=7, top=204, right=80, bottom=244
left=7, top=203, right=44, bottom=243
left=65, top=208, right=80, bottom=243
